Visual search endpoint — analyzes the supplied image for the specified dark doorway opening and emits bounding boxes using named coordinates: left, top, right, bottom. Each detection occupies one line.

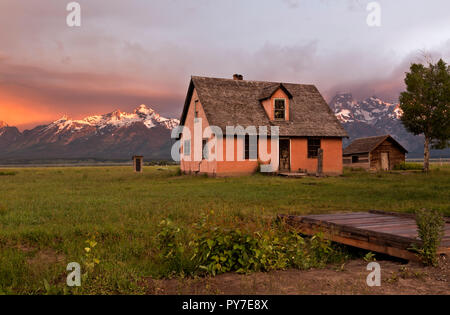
left=279, top=139, right=290, bottom=171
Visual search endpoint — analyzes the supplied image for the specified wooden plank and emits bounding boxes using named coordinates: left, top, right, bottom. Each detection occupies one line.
left=329, top=216, right=410, bottom=225
left=281, top=216, right=419, bottom=261
left=285, top=216, right=418, bottom=248
left=369, top=210, right=450, bottom=223
left=351, top=221, right=416, bottom=228
left=279, top=212, right=450, bottom=262
left=306, top=212, right=379, bottom=220
left=327, top=215, right=404, bottom=222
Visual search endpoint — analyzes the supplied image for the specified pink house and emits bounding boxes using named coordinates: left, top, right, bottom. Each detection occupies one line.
left=178, top=75, right=347, bottom=176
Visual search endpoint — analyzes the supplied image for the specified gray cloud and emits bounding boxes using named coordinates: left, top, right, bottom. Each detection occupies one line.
left=0, top=0, right=449, bottom=127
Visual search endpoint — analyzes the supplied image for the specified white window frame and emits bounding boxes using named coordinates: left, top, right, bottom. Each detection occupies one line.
left=274, top=98, right=286, bottom=120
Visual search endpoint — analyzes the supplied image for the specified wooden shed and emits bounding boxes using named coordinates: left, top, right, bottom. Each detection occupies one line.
left=343, top=135, right=407, bottom=171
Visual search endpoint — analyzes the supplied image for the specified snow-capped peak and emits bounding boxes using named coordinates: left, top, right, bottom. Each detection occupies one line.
left=135, top=104, right=155, bottom=116
left=46, top=105, right=179, bottom=134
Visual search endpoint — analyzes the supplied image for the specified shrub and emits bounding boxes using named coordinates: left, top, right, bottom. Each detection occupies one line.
left=155, top=219, right=197, bottom=276
left=156, top=219, right=184, bottom=262
left=411, top=209, right=445, bottom=266
left=156, top=213, right=347, bottom=277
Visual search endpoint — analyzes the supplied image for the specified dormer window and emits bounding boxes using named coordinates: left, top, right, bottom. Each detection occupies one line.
left=274, top=99, right=286, bottom=120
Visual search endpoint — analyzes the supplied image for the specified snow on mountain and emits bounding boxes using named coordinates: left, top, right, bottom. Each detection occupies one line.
left=45, top=105, right=179, bottom=135
left=331, top=94, right=399, bottom=125
left=329, top=93, right=435, bottom=156
left=0, top=105, right=180, bottom=160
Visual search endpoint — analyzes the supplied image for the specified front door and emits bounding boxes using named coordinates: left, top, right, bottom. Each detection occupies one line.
left=380, top=152, right=389, bottom=171
left=279, top=139, right=290, bottom=171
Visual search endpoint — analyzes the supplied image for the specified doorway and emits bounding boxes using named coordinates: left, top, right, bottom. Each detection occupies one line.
left=279, top=139, right=290, bottom=171
left=136, top=158, right=142, bottom=172
left=380, top=152, right=389, bottom=171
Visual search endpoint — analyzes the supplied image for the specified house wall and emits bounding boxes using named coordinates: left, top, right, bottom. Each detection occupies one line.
left=180, top=88, right=343, bottom=176
left=180, top=88, right=217, bottom=175
left=343, top=153, right=370, bottom=170
left=369, top=139, right=406, bottom=171
left=216, top=137, right=274, bottom=176
left=290, top=137, right=343, bottom=175
left=261, top=88, right=290, bottom=121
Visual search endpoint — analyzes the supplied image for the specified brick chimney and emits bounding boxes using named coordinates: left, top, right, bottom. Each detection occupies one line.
left=233, top=74, right=243, bottom=80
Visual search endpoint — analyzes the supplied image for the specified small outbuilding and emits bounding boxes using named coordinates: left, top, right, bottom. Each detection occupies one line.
left=343, top=135, right=407, bottom=171
left=133, top=155, right=144, bottom=173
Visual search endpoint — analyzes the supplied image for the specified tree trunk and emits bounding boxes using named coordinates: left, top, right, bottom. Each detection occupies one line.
left=423, top=136, right=430, bottom=172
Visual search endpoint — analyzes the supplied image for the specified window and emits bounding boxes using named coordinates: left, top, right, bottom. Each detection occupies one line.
left=307, top=138, right=321, bottom=158
left=194, top=100, right=199, bottom=118
left=244, top=135, right=258, bottom=160
left=184, top=140, right=191, bottom=156
left=352, top=155, right=359, bottom=163
left=274, top=99, right=286, bottom=120
left=202, top=139, right=208, bottom=160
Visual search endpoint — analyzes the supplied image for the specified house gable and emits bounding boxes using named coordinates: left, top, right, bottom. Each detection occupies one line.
left=261, top=87, right=291, bottom=121
left=180, top=76, right=348, bottom=138
left=180, top=87, right=212, bottom=158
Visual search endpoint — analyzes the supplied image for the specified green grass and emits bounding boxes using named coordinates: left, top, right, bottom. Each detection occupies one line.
left=0, top=164, right=449, bottom=294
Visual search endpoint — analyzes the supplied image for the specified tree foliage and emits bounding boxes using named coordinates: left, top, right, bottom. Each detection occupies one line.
left=399, top=59, right=450, bottom=149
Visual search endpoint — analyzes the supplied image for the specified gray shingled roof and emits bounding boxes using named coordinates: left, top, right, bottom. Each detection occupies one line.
left=180, top=76, right=348, bottom=137
left=343, top=135, right=408, bottom=155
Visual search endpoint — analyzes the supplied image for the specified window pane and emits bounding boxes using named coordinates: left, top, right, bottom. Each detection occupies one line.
left=202, top=139, right=208, bottom=160
left=275, top=99, right=285, bottom=109
left=307, top=138, right=321, bottom=158
left=274, top=99, right=285, bottom=119
left=184, top=140, right=191, bottom=156
left=244, top=135, right=258, bottom=160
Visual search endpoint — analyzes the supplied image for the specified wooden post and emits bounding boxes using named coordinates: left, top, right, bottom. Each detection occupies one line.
left=133, top=155, right=144, bottom=173
left=317, top=148, right=323, bottom=176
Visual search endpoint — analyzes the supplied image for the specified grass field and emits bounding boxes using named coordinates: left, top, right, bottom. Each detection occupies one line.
left=0, top=165, right=449, bottom=294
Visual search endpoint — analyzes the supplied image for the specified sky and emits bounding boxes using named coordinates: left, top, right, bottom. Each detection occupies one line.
left=0, top=0, right=449, bottom=130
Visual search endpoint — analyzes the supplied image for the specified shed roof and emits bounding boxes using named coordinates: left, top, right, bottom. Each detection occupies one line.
left=179, top=76, right=348, bottom=137
left=343, top=135, right=408, bottom=155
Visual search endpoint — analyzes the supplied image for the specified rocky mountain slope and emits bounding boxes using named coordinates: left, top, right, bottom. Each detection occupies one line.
left=328, top=93, right=445, bottom=157
left=0, top=105, right=179, bottom=161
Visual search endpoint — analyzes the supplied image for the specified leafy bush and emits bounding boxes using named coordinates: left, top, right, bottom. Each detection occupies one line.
left=156, top=213, right=347, bottom=277
left=411, top=209, right=445, bottom=266
left=155, top=219, right=197, bottom=276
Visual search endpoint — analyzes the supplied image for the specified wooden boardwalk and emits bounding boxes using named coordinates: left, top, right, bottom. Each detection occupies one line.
left=280, top=210, right=450, bottom=261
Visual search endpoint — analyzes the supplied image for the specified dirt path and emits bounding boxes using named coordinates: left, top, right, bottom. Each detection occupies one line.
left=147, top=258, right=449, bottom=295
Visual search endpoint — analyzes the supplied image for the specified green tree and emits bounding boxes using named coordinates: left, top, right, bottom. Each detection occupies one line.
left=399, top=59, right=450, bottom=171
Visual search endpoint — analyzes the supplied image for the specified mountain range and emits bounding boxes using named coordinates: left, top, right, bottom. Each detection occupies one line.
left=0, top=105, right=179, bottom=162
left=0, top=96, right=448, bottom=162
left=329, top=93, right=449, bottom=158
